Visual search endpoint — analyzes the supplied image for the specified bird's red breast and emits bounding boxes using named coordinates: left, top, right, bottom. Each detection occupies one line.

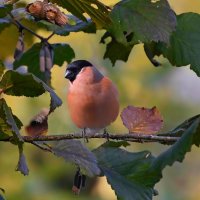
left=67, top=66, right=119, bottom=129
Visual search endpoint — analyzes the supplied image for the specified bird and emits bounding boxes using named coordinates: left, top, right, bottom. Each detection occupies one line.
left=65, top=60, right=119, bottom=138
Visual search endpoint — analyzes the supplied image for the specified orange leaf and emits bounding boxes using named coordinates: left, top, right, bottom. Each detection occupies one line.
left=121, top=106, right=163, bottom=134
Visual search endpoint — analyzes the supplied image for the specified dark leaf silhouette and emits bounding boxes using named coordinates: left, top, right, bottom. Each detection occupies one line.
left=94, top=117, right=200, bottom=200
left=52, top=140, right=100, bottom=177
left=109, top=0, right=176, bottom=45
left=16, top=144, right=29, bottom=176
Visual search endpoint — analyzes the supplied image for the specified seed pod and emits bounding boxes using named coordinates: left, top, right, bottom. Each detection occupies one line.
left=25, top=108, right=49, bottom=136
left=39, top=45, right=46, bottom=72
left=43, top=3, right=58, bottom=23
left=55, top=11, right=68, bottom=26
left=72, top=170, right=86, bottom=195
left=44, top=44, right=53, bottom=70
left=14, top=31, right=24, bottom=60
left=26, top=1, right=44, bottom=19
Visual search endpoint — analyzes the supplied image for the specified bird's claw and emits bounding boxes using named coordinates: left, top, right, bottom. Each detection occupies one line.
left=82, top=128, right=89, bottom=143
left=103, top=129, right=110, bottom=141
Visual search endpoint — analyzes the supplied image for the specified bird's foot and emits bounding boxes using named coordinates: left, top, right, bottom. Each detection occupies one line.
left=82, top=128, right=89, bottom=143
left=103, top=128, right=110, bottom=141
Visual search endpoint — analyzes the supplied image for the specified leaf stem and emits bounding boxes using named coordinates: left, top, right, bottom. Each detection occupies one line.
left=9, top=13, right=44, bottom=41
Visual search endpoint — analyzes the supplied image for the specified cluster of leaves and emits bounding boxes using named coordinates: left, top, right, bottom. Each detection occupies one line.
left=0, top=0, right=200, bottom=199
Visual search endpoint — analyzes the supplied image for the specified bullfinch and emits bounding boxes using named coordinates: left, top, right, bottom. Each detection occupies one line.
left=65, top=60, right=119, bottom=135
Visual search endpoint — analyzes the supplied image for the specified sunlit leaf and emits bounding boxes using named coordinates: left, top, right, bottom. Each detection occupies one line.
left=121, top=106, right=163, bottom=134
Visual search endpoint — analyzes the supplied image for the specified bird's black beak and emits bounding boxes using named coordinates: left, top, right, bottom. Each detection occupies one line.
left=65, top=70, right=75, bottom=82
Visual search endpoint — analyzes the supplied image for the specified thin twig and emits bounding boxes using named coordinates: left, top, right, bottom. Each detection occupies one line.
left=46, top=32, right=55, bottom=41
left=31, top=141, right=52, bottom=152
left=1, top=133, right=179, bottom=145
left=9, top=13, right=44, bottom=41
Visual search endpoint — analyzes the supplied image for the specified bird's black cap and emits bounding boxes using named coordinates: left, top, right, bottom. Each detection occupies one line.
left=68, top=60, right=93, bottom=70
left=65, top=60, right=93, bottom=82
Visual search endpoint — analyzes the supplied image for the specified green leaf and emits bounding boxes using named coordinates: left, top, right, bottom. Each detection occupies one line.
left=16, top=144, right=29, bottom=176
left=145, top=13, right=200, bottom=76
left=0, top=98, right=23, bottom=142
left=0, top=70, right=45, bottom=97
left=109, top=0, right=176, bottom=45
left=0, top=4, right=12, bottom=18
left=0, top=70, right=62, bottom=112
left=39, top=16, right=96, bottom=36
left=94, top=147, right=154, bottom=200
left=13, top=43, right=75, bottom=83
left=50, top=0, right=110, bottom=28
left=0, top=99, right=22, bottom=140
left=52, top=140, right=101, bottom=177
left=147, top=118, right=200, bottom=187
left=101, top=33, right=133, bottom=65
left=102, top=141, right=130, bottom=148
left=53, top=43, right=75, bottom=66
left=93, top=117, right=200, bottom=200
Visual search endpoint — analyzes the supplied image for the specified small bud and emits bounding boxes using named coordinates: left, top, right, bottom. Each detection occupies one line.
left=44, top=44, right=53, bottom=70
left=14, top=30, right=24, bottom=60
left=72, top=170, right=86, bottom=195
left=39, top=46, right=46, bottom=72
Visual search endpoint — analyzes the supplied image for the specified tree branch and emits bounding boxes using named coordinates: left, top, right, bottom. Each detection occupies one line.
left=1, top=132, right=179, bottom=145
left=9, top=13, right=55, bottom=41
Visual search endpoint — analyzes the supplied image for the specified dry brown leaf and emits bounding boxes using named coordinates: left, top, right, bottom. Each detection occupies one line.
left=121, top=106, right=164, bottom=134
left=25, top=108, right=49, bottom=136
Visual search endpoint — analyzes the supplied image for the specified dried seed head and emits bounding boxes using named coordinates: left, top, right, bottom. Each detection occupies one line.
left=26, top=1, right=44, bottom=18
left=44, top=4, right=58, bottom=20
left=46, top=10, right=57, bottom=22
left=26, top=1, right=68, bottom=26
left=25, top=108, right=49, bottom=136
left=55, top=11, right=68, bottom=26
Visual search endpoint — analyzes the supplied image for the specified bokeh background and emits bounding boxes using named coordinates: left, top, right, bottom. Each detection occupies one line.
left=1, top=0, right=200, bottom=199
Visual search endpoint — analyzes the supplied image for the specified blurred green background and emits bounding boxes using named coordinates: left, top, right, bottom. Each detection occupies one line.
left=1, top=0, right=200, bottom=199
